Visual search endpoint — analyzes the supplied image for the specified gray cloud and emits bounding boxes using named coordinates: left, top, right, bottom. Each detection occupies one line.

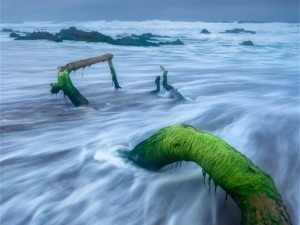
left=1, top=0, right=299, bottom=22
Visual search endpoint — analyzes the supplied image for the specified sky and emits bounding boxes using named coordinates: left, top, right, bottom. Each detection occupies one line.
left=1, top=0, right=299, bottom=23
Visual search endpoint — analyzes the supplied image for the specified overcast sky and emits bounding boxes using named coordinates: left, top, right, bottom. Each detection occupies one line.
left=1, top=0, right=299, bottom=23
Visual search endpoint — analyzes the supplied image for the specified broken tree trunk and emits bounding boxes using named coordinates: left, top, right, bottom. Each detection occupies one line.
left=128, top=124, right=292, bottom=225
left=50, top=53, right=121, bottom=106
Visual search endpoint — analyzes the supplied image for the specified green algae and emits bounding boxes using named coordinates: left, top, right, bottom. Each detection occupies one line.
left=107, top=59, right=121, bottom=89
left=51, top=70, right=89, bottom=106
left=130, top=124, right=277, bottom=199
left=50, top=55, right=121, bottom=106
left=129, top=124, right=292, bottom=225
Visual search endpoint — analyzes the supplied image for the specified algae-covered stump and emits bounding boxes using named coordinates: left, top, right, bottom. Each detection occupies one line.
left=50, top=53, right=121, bottom=106
left=129, top=124, right=292, bottom=225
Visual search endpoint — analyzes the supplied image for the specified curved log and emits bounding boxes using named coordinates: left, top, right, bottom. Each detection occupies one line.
left=50, top=70, right=89, bottom=106
left=50, top=53, right=121, bottom=106
left=128, top=124, right=292, bottom=225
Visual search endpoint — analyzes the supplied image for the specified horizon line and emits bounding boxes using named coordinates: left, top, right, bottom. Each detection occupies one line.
left=1, top=19, right=299, bottom=24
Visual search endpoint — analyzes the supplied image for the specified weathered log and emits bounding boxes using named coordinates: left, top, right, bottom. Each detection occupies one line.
left=51, top=53, right=121, bottom=106
left=59, top=53, right=112, bottom=73
left=129, top=124, right=292, bottom=225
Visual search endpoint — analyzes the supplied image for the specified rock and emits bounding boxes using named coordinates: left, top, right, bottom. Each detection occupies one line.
left=131, top=33, right=169, bottom=40
left=9, top=32, right=20, bottom=38
left=10, top=27, right=184, bottom=47
left=2, top=28, right=15, bottom=32
left=223, top=28, right=256, bottom=34
left=239, top=41, right=254, bottom=46
left=56, top=26, right=114, bottom=43
left=15, top=31, right=62, bottom=42
left=159, top=39, right=184, bottom=46
left=201, top=29, right=210, bottom=34
left=114, top=36, right=159, bottom=46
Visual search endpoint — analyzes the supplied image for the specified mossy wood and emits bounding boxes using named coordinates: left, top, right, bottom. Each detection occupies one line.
left=129, top=124, right=292, bottom=225
left=160, top=65, right=174, bottom=91
left=50, top=53, right=121, bottom=106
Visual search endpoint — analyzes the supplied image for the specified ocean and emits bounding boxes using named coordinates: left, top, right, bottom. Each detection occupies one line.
left=1, top=20, right=299, bottom=225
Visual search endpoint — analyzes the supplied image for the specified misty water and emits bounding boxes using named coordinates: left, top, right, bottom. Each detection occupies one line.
left=1, top=21, right=299, bottom=225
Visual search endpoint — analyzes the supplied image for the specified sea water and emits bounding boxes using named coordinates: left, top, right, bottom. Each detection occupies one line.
left=1, top=21, right=299, bottom=225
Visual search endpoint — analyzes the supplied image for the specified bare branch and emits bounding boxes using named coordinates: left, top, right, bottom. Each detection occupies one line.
left=59, top=53, right=113, bottom=73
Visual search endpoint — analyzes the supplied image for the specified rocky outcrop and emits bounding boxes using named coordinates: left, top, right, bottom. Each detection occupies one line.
left=239, top=41, right=254, bottom=46
left=222, top=28, right=256, bottom=34
left=201, top=29, right=210, bottom=34
left=9, top=26, right=184, bottom=47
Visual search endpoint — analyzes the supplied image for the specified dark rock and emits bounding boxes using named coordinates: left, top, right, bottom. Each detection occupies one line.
left=10, top=26, right=184, bottom=47
left=114, top=36, right=159, bottom=46
left=223, top=28, right=256, bottom=34
left=201, top=29, right=210, bottom=34
left=56, top=26, right=114, bottom=43
left=9, top=32, right=20, bottom=38
left=15, top=31, right=62, bottom=42
left=131, top=33, right=169, bottom=40
left=159, top=39, right=184, bottom=46
left=2, top=28, right=15, bottom=32
left=239, top=41, right=254, bottom=46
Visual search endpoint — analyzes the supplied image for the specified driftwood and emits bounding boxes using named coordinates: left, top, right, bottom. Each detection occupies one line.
left=156, top=66, right=185, bottom=100
left=160, top=65, right=175, bottom=91
left=51, top=53, right=121, bottom=106
left=129, top=124, right=292, bottom=225
left=150, top=76, right=161, bottom=94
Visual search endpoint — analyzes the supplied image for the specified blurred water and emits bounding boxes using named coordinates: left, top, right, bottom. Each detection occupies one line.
left=1, top=21, right=299, bottom=225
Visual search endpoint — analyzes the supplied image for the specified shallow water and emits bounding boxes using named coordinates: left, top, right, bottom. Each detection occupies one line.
left=1, top=21, right=299, bottom=225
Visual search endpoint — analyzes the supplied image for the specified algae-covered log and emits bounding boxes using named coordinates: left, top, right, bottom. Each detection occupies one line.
left=129, top=124, right=292, bottom=225
left=159, top=66, right=185, bottom=100
left=160, top=65, right=174, bottom=91
left=51, top=53, right=121, bottom=106
left=50, top=70, right=89, bottom=106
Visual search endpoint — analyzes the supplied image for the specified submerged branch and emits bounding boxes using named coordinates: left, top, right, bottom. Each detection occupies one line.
left=128, top=124, right=292, bottom=225
left=160, top=65, right=175, bottom=91
left=50, top=70, right=89, bottom=106
left=150, top=76, right=161, bottom=94
left=51, top=53, right=121, bottom=106
left=159, top=66, right=185, bottom=100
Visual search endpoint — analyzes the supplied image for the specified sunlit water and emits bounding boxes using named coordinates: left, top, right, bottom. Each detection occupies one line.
left=1, top=21, right=299, bottom=225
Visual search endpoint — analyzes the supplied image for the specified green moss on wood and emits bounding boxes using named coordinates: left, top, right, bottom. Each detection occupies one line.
left=51, top=70, right=89, bottom=106
left=160, top=65, right=174, bottom=91
left=50, top=54, right=121, bottom=106
left=107, top=59, right=121, bottom=89
left=129, top=124, right=292, bottom=225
